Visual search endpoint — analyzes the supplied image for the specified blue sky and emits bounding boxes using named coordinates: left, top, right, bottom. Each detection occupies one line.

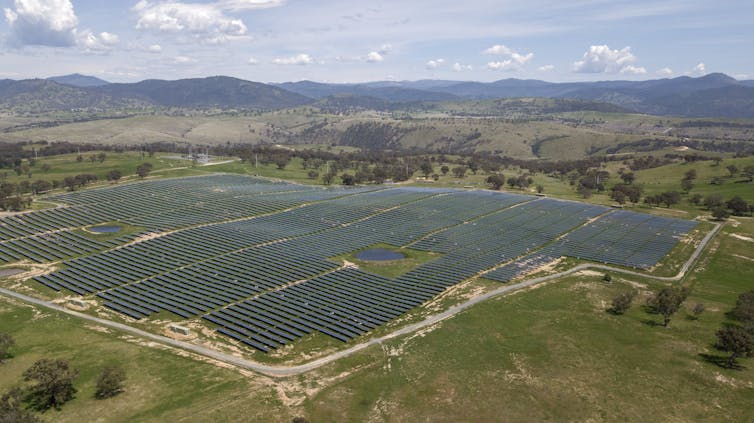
left=0, top=0, right=752, bottom=83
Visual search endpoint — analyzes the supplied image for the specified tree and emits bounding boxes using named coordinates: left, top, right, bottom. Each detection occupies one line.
left=610, top=291, right=635, bottom=315
left=0, top=387, right=42, bottom=423
left=692, top=303, right=705, bottom=319
left=726, top=164, right=738, bottom=177
left=106, top=170, right=122, bottom=183
left=440, top=165, right=449, bottom=176
left=704, top=193, right=725, bottom=209
left=689, top=193, right=703, bottom=206
left=136, top=163, right=153, bottom=179
left=659, top=191, right=681, bottom=208
left=485, top=174, right=505, bottom=190
left=307, top=170, right=319, bottom=179
left=711, top=206, right=730, bottom=221
left=726, top=196, right=750, bottom=216
left=22, top=358, right=78, bottom=410
left=620, top=172, right=635, bottom=184
left=451, top=166, right=467, bottom=178
left=95, top=365, right=126, bottom=399
left=603, top=273, right=612, bottom=282
left=731, top=290, right=754, bottom=323
left=0, top=333, right=14, bottom=363
left=420, top=161, right=433, bottom=177
left=715, top=325, right=754, bottom=368
left=743, top=165, right=754, bottom=182
left=274, top=156, right=290, bottom=170
left=340, top=173, right=355, bottom=186
left=648, top=286, right=688, bottom=327
left=322, top=172, right=335, bottom=185
left=683, top=169, right=697, bottom=181
left=97, top=152, right=107, bottom=163
left=680, top=178, right=694, bottom=192
left=536, top=184, right=544, bottom=194
left=62, top=176, right=77, bottom=191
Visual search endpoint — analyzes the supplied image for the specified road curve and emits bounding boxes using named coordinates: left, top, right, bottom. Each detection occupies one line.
left=0, top=223, right=721, bottom=377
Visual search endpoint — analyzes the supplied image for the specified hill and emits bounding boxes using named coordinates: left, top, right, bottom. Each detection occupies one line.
left=47, top=73, right=110, bottom=87
left=98, top=76, right=312, bottom=109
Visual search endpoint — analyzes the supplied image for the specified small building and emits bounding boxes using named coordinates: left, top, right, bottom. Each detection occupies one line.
left=169, top=324, right=191, bottom=336
left=68, top=298, right=89, bottom=309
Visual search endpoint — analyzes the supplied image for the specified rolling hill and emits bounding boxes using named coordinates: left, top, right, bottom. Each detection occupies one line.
left=47, top=73, right=110, bottom=88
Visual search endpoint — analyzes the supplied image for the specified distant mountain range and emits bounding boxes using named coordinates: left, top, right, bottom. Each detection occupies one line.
left=0, top=73, right=752, bottom=118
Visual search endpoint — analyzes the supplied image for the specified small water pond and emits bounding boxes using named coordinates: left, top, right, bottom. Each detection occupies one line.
left=355, top=248, right=405, bottom=261
left=89, top=225, right=122, bottom=233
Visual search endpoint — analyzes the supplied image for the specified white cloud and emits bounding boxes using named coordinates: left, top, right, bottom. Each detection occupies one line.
left=691, top=62, right=706, bottom=75
left=483, top=44, right=513, bottom=55
left=147, top=44, right=162, bottom=53
left=3, top=0, right=79, bottom=47
left=482, top=44, right=534, bottom=71
left=656, top=67, right=673, bottom=76
left=378, top=43, right=392, bottom=55
left=425, top=58, right=445, bottom=69
left=620, top=64, right=647, bottom=75
left=365, top=51, right=384, bottom=63
left=537, top=64, right=555, bottom=72
left=133, top=1, right=248, bottom=44
left=77, top=30, right=119, bottom=52
left=573, top=45, right=643, bottom=74
left=272, top=53, right=315, bottom=65
left=247, top=56, right=259, bottom=65
left=487, top=52, right=533, bottom=71
left=452, top=62, right=472, bottom=72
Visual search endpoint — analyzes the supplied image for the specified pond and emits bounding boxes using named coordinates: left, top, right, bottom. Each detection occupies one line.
left=355, top=248, right=405, bottom=261
left=89, top=225, right=122, bottom=233
left=0, top=268, right=24, bottom=277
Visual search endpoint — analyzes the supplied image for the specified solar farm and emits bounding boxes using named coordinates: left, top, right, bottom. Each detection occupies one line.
left=1, top=174, right=699, bottom=353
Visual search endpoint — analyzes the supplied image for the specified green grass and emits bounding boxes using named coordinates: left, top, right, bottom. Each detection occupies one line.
left=0, top=299, right=290, bottom=422
left=331, top=243, right=442, bottom=279
left=303, top=218, right=754, bottom=422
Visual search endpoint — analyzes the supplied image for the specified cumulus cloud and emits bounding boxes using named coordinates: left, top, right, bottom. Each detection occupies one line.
left=656, top=67, right=673, bottom=76
left=691, top=62, right=706, bottom=75
left=247, top=56, right=259, bottom=65
left=483, top=44, right=513, bottom=55
left=573, top=45, right=646, bottom=74
left=4, top=0, right=79, bottom=47
left=487, top=52, right=533, bottom=71
left=147, top=44, right=163, bottom=53
left=483, top=44, right=534, bottom=71
left=425, top=58, right=445, bottom=69
left=452, top=62, right=472, bottom=72
left=272, top=53, right=315, bottom=65
left=133, top=1, right=247, bottom=44
left=77, top=30, right=120, bottom=52
left=3, top=0, right=119, bottom=52
left=537, top=64, right=555, bottom=72
left=365, top=51, right=384, bottom=63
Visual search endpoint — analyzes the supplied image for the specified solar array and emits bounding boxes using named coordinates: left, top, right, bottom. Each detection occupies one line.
left=1, top=174, right=699, bottom=352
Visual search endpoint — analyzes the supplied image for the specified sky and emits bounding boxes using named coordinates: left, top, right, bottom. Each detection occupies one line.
left=0, top=0, right=752, bottom=83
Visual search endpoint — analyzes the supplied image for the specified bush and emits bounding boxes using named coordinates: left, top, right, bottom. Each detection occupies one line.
left=95, top=365, right=126, bottom=399
left=610, top=292, right=635, bottom=315
left=0, top=333, right=14, bottom=363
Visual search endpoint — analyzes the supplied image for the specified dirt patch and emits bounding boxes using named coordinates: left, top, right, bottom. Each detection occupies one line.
left=730, top=233, right=754, bottom=242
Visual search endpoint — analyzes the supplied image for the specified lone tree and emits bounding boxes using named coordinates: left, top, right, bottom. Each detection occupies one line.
left=715, top=325, right=754, bottom=368
left=0, top=333, right=14, bottom=363
left=731, top=290, right=754, bottom=323
left=106, top=169, right=122, bottom=183
left=136, top=163, right=153, bottom=179
left=692, top=303, right=705, bottom=319
left=0, top=387, right=41, bottom=423
left=610, top=292, right=635, bottom=315
left=485, top=174, right=505, bottom=190
left=23, top=358, right=78, bottom=410
left=648, top=286, right=689, bottom=327
left=440, top=165, right=449, bottom=176
left=95, top=365, right=126, bottom=399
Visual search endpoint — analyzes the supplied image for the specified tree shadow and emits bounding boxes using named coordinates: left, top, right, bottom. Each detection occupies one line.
left=641, top=304, right=658, bottom=315
left=605, top=308, right=623, bottom=316
left=698, top=353, right=745, bottom=370
left=685, top=314, right=699, bottom=321
left=641, top=318, right=662, bottom=327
